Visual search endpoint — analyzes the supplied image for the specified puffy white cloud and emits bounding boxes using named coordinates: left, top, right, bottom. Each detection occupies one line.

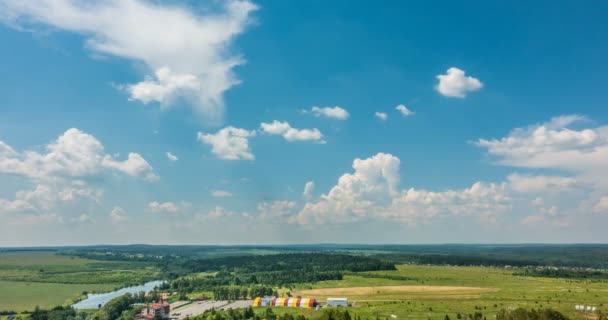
left=309, top=106, right=349, bottom=120
left=374, top=112, right=388, bottom=121
left=166, top=152, right=178, bottom=162
left=102, top=153, right=158, bottom=182
left=395, top=104, right=415, bottom=117
left=110, top=206, right=128, bottom=223
left=302, top=181, right=314, bottom=199
left=212, top=190, right=233, bottom=197
left=0, top=128, right=157, bottom=181
left=477, top=115, right=608, bottom=173
left=257, top=200, right=297, bottom=220
left=477, top=115, right=608, bottom=220
left=436, top=67, right=483, bottom=98
left=207, top=206, right=233, bottom=219
left=0, top=0, right=257, bottom=123
left=126, top=67, right=200, bottom=107
left=507, top=174, right=577, bottom=193
left=295, top=153, right=509, bottom=225
left=197, top=126, right=255, bottom=160
left=147, top=201, right=190, bottom=214
left=260, top=120, right=324, bottom=143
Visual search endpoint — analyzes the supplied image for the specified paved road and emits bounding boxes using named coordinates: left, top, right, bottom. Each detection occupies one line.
left=172, top=300, right=253, bottom=319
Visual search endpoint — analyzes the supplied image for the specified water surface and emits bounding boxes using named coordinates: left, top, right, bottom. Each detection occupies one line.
left=72, top=280, right=164, bottom=309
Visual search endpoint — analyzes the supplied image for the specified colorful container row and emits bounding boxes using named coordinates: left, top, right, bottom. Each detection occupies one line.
left=252, top=297, right=316, bottom=308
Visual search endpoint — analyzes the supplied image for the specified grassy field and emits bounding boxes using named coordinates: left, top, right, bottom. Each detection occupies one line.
left=281, top=265, right=608, bottom=319
left=0, top=251, right=160, bottom=312
left=0, top=280, right=115, bottom=312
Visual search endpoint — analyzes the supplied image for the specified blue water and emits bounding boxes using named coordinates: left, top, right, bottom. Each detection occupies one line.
left=72, top=280, right=164, bottom=309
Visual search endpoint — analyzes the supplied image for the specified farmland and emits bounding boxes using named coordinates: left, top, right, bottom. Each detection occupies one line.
left=285, top=265, right=608, bottom=319
left=2, top=245, right=608, bottom=319
left=0, top=251, right=160, bottom=312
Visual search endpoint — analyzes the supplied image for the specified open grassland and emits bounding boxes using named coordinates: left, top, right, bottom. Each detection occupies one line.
left=285, top=265, right=608, bottom=319
left=295, top=285, right=498, bottom=300
left=0, top=251, right=160, bottom=312
left=0, top=280, right=115, bottom=312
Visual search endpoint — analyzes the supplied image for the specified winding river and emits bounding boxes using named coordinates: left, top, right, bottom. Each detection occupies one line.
left=72, top=280, right=165, bottom=309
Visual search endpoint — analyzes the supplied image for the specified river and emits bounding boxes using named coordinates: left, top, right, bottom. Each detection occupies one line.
left=71, top=280, right=165, bottom=309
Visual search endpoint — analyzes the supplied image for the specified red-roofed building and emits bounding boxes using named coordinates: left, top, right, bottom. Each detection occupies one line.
left=136, top=301, right=170, bottom=320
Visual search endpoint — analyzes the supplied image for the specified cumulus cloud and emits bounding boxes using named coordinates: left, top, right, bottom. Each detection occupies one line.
left=0, top=0, right=258, bottom=123
left=207, top=206, right=233, bottom=219
left=212, top=190, right=233, bottom=197
left=166, top=152, right=178, bottom=162
left=436, top=67, right=483, bottom=98
left=197, top=126, right=255, bottom=160
left=295, top=153, right=509, bottom=225
left=395, top=104, right=414, bottom=117
left=302, top=181, right=314, bottom=199
left=260, top=121, right=324, bottom=143
left=257, top=200, right=297, bottom=220
left=477, top=115, right=608, bottom=221
left=476, top=115, right=608, bottom=175
left=110, top=206, right=128, bottom=223
left=507, top=174, right=577, bottom=193
left=593, top=196, right=608, bottom=213
left=375, top=112, right=388, bottom=121
left=309, top=106, right=349, bottom=120
left=0, top=128, right=157, bottom=181
left=147, top=201, right=190, bottom=214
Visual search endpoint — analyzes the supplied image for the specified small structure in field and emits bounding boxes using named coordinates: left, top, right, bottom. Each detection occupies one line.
left=252, top=297, right=316, bottom=308
left=326, top=298, right=348, bottom=307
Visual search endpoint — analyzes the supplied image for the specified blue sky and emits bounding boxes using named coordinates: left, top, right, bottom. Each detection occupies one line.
left=1, top=0, right=607, bottom=245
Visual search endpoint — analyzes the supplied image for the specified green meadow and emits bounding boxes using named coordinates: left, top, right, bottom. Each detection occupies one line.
left=281, top=265, right=608, bottom=319
left=0, top=251, right=160, bottom=312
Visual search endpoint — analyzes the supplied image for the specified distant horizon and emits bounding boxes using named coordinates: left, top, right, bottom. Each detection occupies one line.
left=3, top=242, right=608, bottom=249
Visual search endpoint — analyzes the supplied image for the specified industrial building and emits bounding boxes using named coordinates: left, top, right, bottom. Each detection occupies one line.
left=326, top=298, right=348, bottom=307
left=252, top=297, right=316, bottom=308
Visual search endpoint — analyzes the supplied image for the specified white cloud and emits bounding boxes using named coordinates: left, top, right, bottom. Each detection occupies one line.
left=207, top=206, right=233, bottom=219
left=212, top=190, right=232, bottom=197
left=166, top=152, right=178, bottom=161
left=110, top=206, right=128, bottom=223
left=309, top=106, right=349, bottom=120
left=295, top=153, right=509, bottom=225
left=435, top=67, right=483, bottom=98
left=593, top=196, right=608, bottom=213
left=197, top=126, right=255, bottom=160
left=476, top=115, right=608, bottom=176
left=257, top=200, right=297, bottom=220
left=126, top=67, right=200, bottom=107
left=76, top=213, right=95, bottom=223
left=507, top=174, right=577, bottom=193
left=303, top=181, right=314, bottom=199
left=0, top=128, right=157, bottom=181
left=395, top=104, right=415, bottom=117
left=102, top=153, right=158, bottom=182
left=0, top=0, right=258, bottom=124
left=260, top=120, right=324, bottom=143
left=147, top=201, right=190, bottom=214
left=477, top=115, right=608, bottom=221
left=374, top=112, right=388, bottom=121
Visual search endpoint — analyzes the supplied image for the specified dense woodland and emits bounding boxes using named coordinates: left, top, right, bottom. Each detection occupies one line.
left=163, top=254, right=394, bottom=296
left=56, top=244, right=608, bottom=270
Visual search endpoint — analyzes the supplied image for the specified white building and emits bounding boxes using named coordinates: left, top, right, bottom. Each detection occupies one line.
left=327, top=298, right=348, bottom=307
